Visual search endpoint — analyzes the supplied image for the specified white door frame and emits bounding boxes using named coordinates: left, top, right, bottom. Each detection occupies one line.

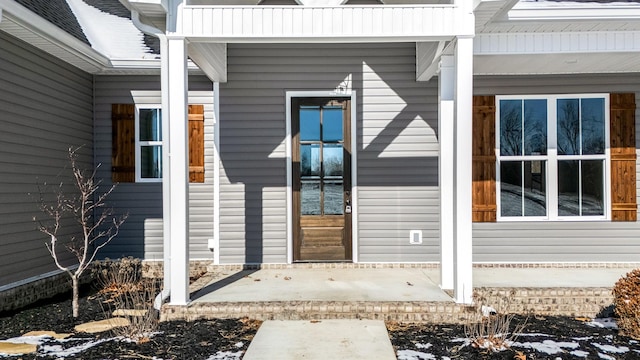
left=285, top=90, right=358, bottom=264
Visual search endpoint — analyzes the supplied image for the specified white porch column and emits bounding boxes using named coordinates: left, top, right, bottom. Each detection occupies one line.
left=439, top=55, right=455, bottom=291
left=453, top=36, right=473, bottom=304
left=167, top=36, right=190, bottom=305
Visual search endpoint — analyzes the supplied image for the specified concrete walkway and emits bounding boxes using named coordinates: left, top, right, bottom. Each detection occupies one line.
left=243, top=319, right=396, bottom=360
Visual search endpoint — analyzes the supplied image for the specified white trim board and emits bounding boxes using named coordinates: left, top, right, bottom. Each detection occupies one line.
left=285, top=90, right=358, bottom=264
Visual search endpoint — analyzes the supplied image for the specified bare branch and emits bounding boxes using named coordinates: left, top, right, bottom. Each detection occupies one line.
left=34, top=146, right=127, bottom=317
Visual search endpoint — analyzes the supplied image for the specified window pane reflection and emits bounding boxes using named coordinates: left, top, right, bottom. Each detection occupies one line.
left=557, top=99, right=580, bottom=155
left=323, top=181, right=343, bottom=215
left=500, top=161, right=522, bottom=216
left=301, top=181, right=321, bottom=215
left=582, top=160, right=604, bottom=215
left=301, top=144, right=320, bottom=177
left=558, top=160, right=580, bottom=216
left=500, top=100, right=522, bottom=156
left=140, top=109, right=161, bottom=141
left=501, top=161, right=547, bottom=217
left=524, top=100, right=547, bottom=155
left=141, top=146, right=162, bottom=178
left=323, top=144, right=343, bottom=177
left=581, top=98, right=605, bottom=155
left=323, top=106, right=343, bottom=142
left=300, top=106, right=320, bottom=141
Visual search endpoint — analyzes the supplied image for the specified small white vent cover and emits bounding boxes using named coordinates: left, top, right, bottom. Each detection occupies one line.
left=409, top=230, right=422, bottom=245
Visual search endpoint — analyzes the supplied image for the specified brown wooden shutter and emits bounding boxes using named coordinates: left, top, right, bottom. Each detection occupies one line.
left=112, top=104, right=135, bottom=183
left=188, top=104, right=205, bottom=183
left=472, top=96, right=497, bottom=222
left=610, top=93, right=637, bottom=221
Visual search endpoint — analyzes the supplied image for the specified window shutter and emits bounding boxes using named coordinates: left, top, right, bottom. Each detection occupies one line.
left=112, top=104, right=135, bottom=183
left=188, top=104, right=205, bottom=183
left=472, top=96, right=497, bottom=222
left=610, top=93, right=637, bottom=221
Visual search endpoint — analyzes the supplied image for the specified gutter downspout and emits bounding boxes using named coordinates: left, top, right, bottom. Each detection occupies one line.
left=130, top=11, right=171, bottom=310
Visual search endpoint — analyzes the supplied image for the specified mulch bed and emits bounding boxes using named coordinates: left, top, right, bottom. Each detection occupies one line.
left=387, top=314, right=640, bottom=359
left=0, top=286, right=261, bottom=360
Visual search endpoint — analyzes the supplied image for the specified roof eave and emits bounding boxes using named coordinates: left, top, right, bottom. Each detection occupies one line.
left=0, top=0, right=113, bottom=73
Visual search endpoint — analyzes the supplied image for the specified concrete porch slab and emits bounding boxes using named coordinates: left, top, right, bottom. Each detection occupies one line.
left=192, top=268, right=452, bottom=303
left=160, top=265, right=634, bottom=322
left=242, top=319, right=396, bottom=360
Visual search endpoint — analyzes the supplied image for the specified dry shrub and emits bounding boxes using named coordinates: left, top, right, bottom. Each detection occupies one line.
left=94, top=257, right=160, bottom=343
left=464, top=289, right=528, bottom=352
left=613, top=268, right=640, bottom=339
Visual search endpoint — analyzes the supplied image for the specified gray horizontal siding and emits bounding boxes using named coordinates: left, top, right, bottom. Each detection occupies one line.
left=93, top=75, right=215, bottom=261
left=472, top=74, right=640, bottom=263
left=0, top=31, right=93, bottom=287
left=219, top=43, right=437, bottom=264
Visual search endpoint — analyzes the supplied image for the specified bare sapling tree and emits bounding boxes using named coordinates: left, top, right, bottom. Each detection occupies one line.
left=35, top=147, right=127, bottom=318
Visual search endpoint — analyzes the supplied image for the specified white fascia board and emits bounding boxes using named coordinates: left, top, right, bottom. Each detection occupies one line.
left=0, top=0, right=111, bottom=71
left=475, top=31, right=640, bottom=55
left=179, top=5, right=474, bottom=41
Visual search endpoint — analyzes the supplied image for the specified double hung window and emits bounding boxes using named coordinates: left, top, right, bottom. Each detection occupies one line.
left=496, top=94, right=609, bottom=220
left=136, top=107, right=163, bottom=182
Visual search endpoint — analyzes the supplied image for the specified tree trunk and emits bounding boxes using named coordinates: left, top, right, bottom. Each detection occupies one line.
left=72, top=275, right=79, bottom=318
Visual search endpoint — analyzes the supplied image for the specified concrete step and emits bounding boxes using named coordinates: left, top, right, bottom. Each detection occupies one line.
left=242, top=319, right=396, bottom=360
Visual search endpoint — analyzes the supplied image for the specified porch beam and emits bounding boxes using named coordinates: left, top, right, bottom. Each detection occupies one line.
left=167, top=36, right=190, bottom=305
left=452, top=36, right=473, bottom=304
left=178, top=5, right=474, bottom=42
left=438, top=54, right=454, bottom=291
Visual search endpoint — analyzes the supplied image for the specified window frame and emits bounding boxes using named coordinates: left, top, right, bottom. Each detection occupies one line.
left=495, top=94, right=611, bottom=222
left=135, top=105, right=163, bottom=183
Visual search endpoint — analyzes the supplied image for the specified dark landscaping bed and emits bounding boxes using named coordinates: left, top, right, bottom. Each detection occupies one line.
left=0, top=287, right=261, bottom=360
left=1, top=288, right=639, bottom=359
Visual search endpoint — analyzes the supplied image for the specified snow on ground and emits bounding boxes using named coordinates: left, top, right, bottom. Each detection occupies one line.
left=397, top=349, right=438, bottom=360
left=510, top=339, right=580, bottom=355
left=397, top=318, right=636, bottom=359
left=586, top=318, right=618, bottom=329
left=0, top=333, right=245, bottom=360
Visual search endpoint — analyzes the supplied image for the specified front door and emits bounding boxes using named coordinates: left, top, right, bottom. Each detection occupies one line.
left=292, top=98, right=352, bottom=261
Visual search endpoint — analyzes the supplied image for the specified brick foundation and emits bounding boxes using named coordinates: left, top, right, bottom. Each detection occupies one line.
left=0, top=271, right=92, bottom=313
left=160, top=287, right=615, bottom=323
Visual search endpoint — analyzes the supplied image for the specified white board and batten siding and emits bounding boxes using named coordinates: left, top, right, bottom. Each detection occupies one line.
left=473, top=74, right=640, bottom=263
left=0, top=31, right=93, bottom=287
left=219, top=43, right=438, bottom=264
left=93, top=75, right=215, bottom=261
